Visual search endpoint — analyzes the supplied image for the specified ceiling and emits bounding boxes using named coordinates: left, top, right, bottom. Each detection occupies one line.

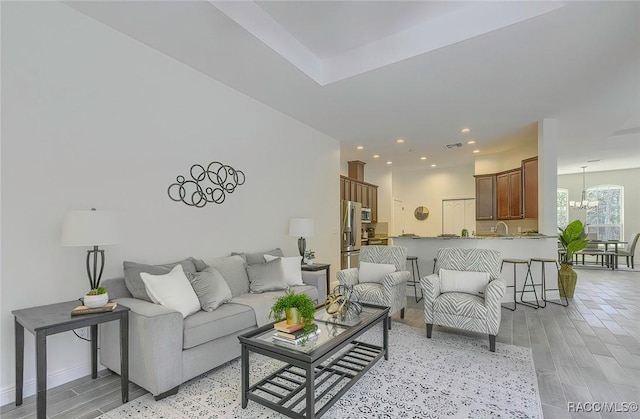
left=65, top=1, right=640, bottom=175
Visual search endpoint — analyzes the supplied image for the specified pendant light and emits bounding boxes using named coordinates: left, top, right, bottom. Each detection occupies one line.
left=569, top=166, right=598, bottom=209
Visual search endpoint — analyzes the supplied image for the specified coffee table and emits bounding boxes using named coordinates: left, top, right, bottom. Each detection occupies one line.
left=238, top=303, right=389, bottom=419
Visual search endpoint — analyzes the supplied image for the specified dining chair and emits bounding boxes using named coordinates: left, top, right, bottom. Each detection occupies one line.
left=618, top=233, right=639, bottom=269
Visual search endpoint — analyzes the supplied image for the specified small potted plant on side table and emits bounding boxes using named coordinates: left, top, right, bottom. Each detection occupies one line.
left=84, top=286, right=109, bottom=308
left=270, top=290, right=316, bottom=340
left=304, top=250, right=316, bottom=265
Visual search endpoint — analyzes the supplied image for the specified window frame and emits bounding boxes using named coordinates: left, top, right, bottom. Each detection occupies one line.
left=585, top=184, right=624, bottom=241
left=557, top=188, right=569, bottom=229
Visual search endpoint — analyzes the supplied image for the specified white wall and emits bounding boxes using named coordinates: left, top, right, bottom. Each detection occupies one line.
left=474, top=140, right=538, bottom=174
left=391, top=165, right=476, bottom=237
left=558, top=167, right=640, bottom=241
left=0, top=2, right=340, bottom=401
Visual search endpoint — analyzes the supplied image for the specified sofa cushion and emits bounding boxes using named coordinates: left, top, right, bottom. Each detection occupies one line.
left=434, top=292, right=488, bottom=320
left=264, top=255, right=304, bottom=286
left=188, top=257, right=208, bottom=272
left=232, top=248, right=284, bottom=265
left=439, top=269, right=489, bottom=296
left=208, top=255, right=250, bottom=297
left=140, top=265, right=201, bottom=318
left=358, top=261, right=396, bottom=284
left=123, top=259, right=198, bottom=302
left=246, top=258, right=287, bottom=293
left=188, top=266, right=233, bottom=311
left=183, top=303, right=256, bottom=349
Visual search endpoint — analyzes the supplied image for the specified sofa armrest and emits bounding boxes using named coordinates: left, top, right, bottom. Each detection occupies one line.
left=302, top=270, right=327, bottom=303
left=420, top=274, right=441, bottom=324
left=99, top=297, right=184, bottom=396
left=336, top=268, right=359, bottom=287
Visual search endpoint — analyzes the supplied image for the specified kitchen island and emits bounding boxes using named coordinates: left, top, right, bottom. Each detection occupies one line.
left=391, top=235, right=558, bottom=302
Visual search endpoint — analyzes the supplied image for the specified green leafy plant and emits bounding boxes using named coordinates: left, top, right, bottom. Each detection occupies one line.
left=558, top=220, right=589, bottom=264
left=269, top=290, right=316, bottom=336
left=304, top=250, right=316, bottom=262
left=86, top=286, right=107, bottom=296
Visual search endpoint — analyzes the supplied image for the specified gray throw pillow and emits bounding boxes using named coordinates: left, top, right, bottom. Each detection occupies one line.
left=123, top=259, right=197, bottom=302
left=246, top=258, right=287, bottom=293
left=187, top=257, right=208, bottom=272
left=188, top=266, right=233, bottom=311
left=233, top=248, right=284, bottom=265
left=208, top=255, right=251, bottom=297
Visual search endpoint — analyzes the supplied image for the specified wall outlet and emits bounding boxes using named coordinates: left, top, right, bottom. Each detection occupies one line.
left=518, top=226, right=522, bottom=233
left=75, top=327, right=90, bottom=340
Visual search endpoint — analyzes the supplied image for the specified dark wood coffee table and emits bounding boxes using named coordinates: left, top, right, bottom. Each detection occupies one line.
left=238, top=303, right=389, bottom=419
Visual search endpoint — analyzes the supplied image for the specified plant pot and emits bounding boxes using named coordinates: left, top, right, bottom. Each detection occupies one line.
left=285, top=307, right=302, bottom=325
left=558, top=264, right=577, bottom=298
left=84, top=292, right=109, bottom=308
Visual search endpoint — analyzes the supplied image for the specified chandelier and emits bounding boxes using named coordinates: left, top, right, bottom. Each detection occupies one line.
left=569, top=166, right=598, bottom=209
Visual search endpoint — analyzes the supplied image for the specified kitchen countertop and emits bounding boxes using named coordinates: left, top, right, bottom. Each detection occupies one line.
left=391, top=234, right=554, bottom=240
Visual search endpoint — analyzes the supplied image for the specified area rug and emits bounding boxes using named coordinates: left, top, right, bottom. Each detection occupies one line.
left=100, top=323, right=542, bottom=418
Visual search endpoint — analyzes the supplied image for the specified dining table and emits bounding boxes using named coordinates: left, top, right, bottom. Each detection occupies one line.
left=590, top=240, right=628, bottom=269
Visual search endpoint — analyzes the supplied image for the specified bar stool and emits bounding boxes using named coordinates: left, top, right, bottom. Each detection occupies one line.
left=406, top=256, right=423, bottom=303
left=500, top=259, right=539, bottom=310
left=529, top=258, right=568, bottom=307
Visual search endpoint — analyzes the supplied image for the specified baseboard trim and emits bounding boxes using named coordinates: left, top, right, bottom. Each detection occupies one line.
left=0, top=361, right=105, bottom=406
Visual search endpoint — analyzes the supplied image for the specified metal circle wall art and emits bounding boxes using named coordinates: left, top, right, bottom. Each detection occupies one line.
left=168, top=161, right=245, bottom=207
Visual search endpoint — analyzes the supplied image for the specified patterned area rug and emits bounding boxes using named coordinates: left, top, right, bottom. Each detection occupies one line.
left=100, top=323, right=541, bottom=418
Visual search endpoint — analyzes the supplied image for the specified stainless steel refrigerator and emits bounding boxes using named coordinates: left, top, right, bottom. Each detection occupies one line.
left=341, top=200, right=362, bottom=269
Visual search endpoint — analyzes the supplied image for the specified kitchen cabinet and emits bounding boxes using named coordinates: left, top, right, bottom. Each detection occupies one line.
left=475, top=175, right=495, bottom=220
left=496, top=169, right=522, bottom=220
left=522, top=157, right=538, bottom=219
left=339, top=175, right=378, bottom=222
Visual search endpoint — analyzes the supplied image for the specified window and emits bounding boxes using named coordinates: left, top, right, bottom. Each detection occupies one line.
left=585, top=185, right=623, bottom=240
left=557, top=188, right=568, bottom=229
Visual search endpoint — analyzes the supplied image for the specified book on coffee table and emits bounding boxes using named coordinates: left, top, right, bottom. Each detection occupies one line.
left=273, top=320, right=304, bottom=333
left=71, top=302, right=118, bottom=316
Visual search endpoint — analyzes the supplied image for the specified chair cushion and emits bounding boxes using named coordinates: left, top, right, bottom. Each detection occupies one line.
left=352, top=283, right=385, bottom=306
left=359, top=261, right=396, bottom=284
left=183, top=303, right=256, bottom=349
left=439, top=269, right=489, bottom=296
left=434, top=292, right=488, bottom=320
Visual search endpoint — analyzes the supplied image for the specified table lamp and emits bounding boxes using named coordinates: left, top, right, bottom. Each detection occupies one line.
left=62, top=208, right=121, bottom=290
left=289, top=218, right=314, bottom=264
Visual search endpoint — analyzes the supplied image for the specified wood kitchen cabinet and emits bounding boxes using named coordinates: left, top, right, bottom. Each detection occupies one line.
left=522, top=157, right=538, bottom=219
left=475, top=175, right=495, bottom=220
left=339, top=175, right=378, bottom=222
left=496, top=169, right=522, bottom=220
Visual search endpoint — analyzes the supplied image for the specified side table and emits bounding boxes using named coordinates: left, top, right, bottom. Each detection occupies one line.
left=302, top=263, right=331, bottom=296
left=12, top=301, right=130, bottom=419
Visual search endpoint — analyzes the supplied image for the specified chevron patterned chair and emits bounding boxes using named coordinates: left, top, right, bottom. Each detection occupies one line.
left=336, top=246, right=410, bottom=329
left=421, top=248, right=506, bottom=352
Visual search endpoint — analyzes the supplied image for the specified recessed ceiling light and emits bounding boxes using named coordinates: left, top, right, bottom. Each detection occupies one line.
left=473, top=150, right=480, bottom=153
left=461, top=128, right=470, bottom=134
left=357, top=146, right=364, bottom=150
left=467, top=140, right=476, bottom=144
left=420, top=156, right=427, bottom=160
left=431, top=164, right=437, bottom=167
left=373, top=154, right=379, bottom=159
left=396, top=139, right=404, bottom=144
left=386, top=161, right=392, bottom=165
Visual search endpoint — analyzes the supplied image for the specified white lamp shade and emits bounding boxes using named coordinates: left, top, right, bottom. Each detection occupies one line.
left=289, top=218, right=314, bottom=238
left=62, top=209, right=121, bottom=246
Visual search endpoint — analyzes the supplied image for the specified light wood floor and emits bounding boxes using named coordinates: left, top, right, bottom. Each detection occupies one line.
left=2, top=267, right=638, bottom=419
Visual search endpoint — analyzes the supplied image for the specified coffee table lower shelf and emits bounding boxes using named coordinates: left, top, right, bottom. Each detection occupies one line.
left=246, top=341, right=384, bottom=419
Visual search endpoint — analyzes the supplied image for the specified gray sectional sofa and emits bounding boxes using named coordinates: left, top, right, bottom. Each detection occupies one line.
left=98, top=249, right=327, bottom=399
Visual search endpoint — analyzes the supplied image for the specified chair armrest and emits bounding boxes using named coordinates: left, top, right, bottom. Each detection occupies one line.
left=99, top=297, right=184, bottom=396
left=336, top=268, right=359, bottom=287
left=382, top=270, right=410, bottom=288
left=420, top=274, right=441, bottom=324
left=484, top=279, right=506, bottom=335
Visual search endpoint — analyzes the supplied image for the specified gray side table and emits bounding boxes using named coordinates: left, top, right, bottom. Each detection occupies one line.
left=12, top=300, right=130, bottom=419
left=302, top=263, right=331, bottom=296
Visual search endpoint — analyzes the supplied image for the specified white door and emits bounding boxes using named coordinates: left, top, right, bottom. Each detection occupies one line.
left=464, top=199, right=476, bottom=232
left=442, top=201, right=454, bottom=234
left=442, top=199, right=476, bottom=234
left=393, top=199, right=405, bottom=236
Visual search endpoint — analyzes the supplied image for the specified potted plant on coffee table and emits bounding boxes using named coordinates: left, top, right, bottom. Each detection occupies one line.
left=270, top=290, right=316, bottom=339
left=558, top=219, right=589, bottom=298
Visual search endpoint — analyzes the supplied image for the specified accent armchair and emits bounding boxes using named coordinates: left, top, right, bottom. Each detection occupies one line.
left=421, top=248, right=506, bottom=351
left=336, top=246, right=410, bottom=328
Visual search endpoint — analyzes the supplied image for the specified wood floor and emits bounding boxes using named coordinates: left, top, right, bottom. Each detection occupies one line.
left=2, top=267, right=638, bottom=418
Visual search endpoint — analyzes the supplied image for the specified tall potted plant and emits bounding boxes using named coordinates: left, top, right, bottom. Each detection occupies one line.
left=558, top=220, right=589, bottom=298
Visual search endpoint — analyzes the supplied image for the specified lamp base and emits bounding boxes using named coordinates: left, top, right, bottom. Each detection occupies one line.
left=86, top=246, right=105, bottom=290
left=297, top=237, right=306, bottom=265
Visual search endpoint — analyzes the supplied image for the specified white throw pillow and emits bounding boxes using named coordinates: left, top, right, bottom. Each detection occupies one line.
left=264, top=255, right=303, bottom=286
left=359, top=261, right=396, bottom=284
left=439, top=269, right=490, bottom=296
left=140, top=264, right=201, bottom=318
